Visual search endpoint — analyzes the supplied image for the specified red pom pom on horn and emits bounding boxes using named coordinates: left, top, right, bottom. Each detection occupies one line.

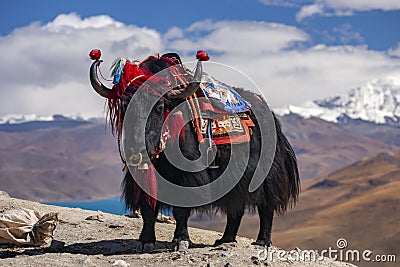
left=196, top=50, right=210, bottom=61
left=89, top=49, right=102, bottom=60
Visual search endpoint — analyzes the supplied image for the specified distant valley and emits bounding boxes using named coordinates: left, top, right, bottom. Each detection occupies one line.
left=0, top=112, right=399, bottom=201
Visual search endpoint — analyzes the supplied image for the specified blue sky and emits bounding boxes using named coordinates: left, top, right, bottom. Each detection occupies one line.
left=1, top=0, right=400, bottom=117
left=2, top=0, right=399, bottom=50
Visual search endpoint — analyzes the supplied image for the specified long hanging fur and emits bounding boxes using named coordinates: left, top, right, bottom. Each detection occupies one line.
left=120, top=57, right=300, bottom=216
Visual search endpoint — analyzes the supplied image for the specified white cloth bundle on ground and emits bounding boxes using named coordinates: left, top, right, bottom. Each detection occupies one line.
left=0, top=208, right=58, bottom=246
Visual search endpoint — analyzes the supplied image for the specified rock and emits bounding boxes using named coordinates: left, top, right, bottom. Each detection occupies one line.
left=85, top=214, right=105, bottom=222
left=125, top=210, right=141, bottom=218
left=0, top=191, right=10, bottom=199
left=112, top=260, right=129, bottom=267
left=83, top=257, right=96, bottom=267
left=156, top=214, right=175, bottom=224
left=222, top=252, right=233, bottom=258
left=107, top=221, right=126, bottom=228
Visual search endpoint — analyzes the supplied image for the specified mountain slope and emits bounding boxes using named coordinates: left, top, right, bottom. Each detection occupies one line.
left=0, top=121, right=123, bottom=202
left=190, top=152, right=400, bottom=266
left=279, top=115, right=399, bottom=179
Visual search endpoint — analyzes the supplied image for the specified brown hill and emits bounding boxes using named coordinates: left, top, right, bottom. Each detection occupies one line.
left=189, top=152, right=400, bottom=266
left=279, top=115, right=400, bottom=179
left=0, top=123, right=122, bottom=202
left=1, top=115, right=399, bottom=201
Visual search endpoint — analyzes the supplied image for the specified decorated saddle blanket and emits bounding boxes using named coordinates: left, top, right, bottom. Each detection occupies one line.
left=187, top=95, right=254, bottom=145
left=200, top=73, right=251, bottom=113
left=186, top=73, right=255, bottom=145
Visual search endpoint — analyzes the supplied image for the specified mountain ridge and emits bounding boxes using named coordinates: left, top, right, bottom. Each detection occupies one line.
left=276, top=77, right=400, bottom=127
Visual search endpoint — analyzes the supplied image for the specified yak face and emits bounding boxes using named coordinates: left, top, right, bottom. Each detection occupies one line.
left=125, top=92, right=165, bottom=159
left=89, top=53, right=203, bottom=162
left=146, top=98, right=165, bottom=157
left=122, top=57, right=170, bottom=160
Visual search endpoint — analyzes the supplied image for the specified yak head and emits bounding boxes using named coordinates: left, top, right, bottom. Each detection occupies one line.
left=89, top=53, right=203, bottom=164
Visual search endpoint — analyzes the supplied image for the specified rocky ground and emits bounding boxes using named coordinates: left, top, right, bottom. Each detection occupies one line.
left=0, top=191, right=356, bottom=267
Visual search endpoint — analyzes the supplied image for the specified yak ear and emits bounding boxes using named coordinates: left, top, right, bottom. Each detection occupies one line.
left=161, top=52, right=182, bottom=65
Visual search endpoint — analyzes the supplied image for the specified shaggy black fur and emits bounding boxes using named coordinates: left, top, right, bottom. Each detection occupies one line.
left=119, top=56, right=300, bottom=251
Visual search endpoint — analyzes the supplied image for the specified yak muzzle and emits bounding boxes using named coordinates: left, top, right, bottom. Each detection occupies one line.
left=128, top=153, right=143, bottom=167
left=127, top=151, right=150, bottom=170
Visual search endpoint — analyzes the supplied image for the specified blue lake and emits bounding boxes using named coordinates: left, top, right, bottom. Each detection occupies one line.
left=46, top=197, right=128, bottom=215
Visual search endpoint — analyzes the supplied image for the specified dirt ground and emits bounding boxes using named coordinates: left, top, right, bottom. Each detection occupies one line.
left=0, top=191, right=357, bottom=267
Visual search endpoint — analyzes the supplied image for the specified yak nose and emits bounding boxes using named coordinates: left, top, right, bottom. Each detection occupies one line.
left=128, top=153, right=143, bottom=166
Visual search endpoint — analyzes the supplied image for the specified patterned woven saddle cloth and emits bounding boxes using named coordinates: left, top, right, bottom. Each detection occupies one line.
left=186, top=73, right=255, bottom=146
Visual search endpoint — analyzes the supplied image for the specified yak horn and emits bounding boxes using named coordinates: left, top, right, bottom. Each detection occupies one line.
left=89, top=60, right=112, bottom=98
left=167, top=61, right=203, bottom=99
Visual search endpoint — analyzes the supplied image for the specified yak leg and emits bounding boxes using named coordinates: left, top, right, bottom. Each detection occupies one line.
left=172, top=207, right=192, bottom=251
left=214, top=207, right=244, bottom=246
left=136, top=200, right=158, bottom=253
left=253, top=204, right=274, bottom=248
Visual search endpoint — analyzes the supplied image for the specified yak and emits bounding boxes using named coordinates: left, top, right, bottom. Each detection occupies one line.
left=88, top=50, right=300, bottom=253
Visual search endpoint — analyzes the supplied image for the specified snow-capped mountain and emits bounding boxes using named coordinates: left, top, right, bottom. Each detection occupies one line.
left=0, top=114, right=98, bottom=124
left=276, top=77, right=400, bottom=127
left=2, top=77, right=400, bottom=127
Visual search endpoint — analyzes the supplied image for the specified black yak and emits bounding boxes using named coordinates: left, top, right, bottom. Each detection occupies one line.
left=88, top=50, right=300, bottom=253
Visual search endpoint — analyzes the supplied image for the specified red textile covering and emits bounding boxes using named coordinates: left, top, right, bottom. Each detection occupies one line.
left=107, top=62, right=148, bottom=134
left=107, top=56, right=175, bottom=135
left=164, top=109, right=185, bottom=143
left=133, top=164, right=157, bottom=209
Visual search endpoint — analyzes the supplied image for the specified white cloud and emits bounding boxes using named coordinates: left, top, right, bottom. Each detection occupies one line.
left=167, top=20, right=310, bottom=55
left=332, top=23, right=364, bottom=44
left=166, top=20, right=400, bottom=108
left=1, top=14, right=400, bottom=117
left=259, top=0, right=400, bottom=20
left=322, top=0, right=400, bottom=12
left=296, top=4, right=324, bottom=21
left=258, top=0, right=313, bottom=8
left=388, top=43, right=400, bottom=57
left=0, top=13, right=162, bottom=117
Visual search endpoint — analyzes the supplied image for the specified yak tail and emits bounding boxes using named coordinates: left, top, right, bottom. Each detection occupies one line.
left=272, top=113, right=301, bottom=214
left=121, top=171, right=139, bottom=211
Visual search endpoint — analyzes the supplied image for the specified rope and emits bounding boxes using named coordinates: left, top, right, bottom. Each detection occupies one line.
left=116, top=110, right=127, bottom=171
left=97, top=63, right=113, bottom=82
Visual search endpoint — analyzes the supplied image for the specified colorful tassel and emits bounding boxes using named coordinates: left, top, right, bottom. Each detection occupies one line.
left=111, top=57, right=127, bottom=84
left=133, top=164, right=157, bottom=209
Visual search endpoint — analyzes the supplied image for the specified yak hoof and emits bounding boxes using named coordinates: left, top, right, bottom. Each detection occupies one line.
left=136, top=241, right=143, bottom=253
left=143, top=243, right=155, bottom=253
left=172, top=239, right=190, bottom=251
left=252, top=239, right=272, bottom=248
left=136, top=241, right=155, bottom=253
left=178, top=240, right=190, bottom=251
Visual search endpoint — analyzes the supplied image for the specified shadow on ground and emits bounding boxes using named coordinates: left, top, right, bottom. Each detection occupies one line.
left=0, top=239, right=209, bottom=259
